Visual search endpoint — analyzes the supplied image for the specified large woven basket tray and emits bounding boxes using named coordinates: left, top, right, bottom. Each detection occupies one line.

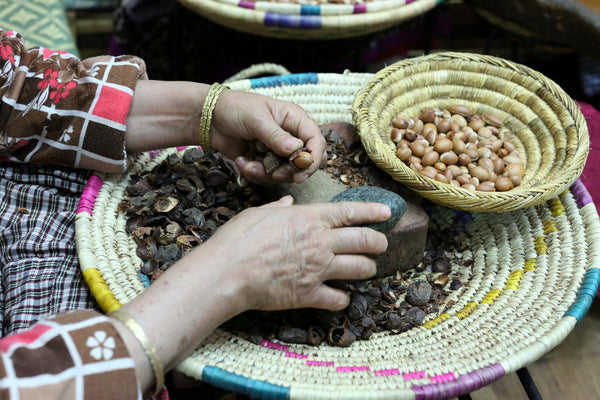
left=75, top=71, right=600, bottom=400
left=353, top=52, right=590, bottom=213
left=175, top=0, right=442, bottom=40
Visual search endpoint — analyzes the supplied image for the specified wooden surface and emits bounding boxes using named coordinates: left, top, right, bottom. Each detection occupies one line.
left=471, top=300, right=600, bottom=399
left=580, top=0, right=600, bottom=11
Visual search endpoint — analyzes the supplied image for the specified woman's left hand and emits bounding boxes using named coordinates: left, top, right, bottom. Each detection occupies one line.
left=210, top=89, right=325, bottom=185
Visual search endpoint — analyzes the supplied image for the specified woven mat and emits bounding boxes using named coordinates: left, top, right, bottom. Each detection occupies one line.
left=75, top=72, right=600, bottom=400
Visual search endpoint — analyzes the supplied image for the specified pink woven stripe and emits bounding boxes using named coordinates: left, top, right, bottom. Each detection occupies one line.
left=77, top=174, right=103, bottom=215
left=354, top=4, right=367, bottom=13
left=239, top=1, right=256, bottom=9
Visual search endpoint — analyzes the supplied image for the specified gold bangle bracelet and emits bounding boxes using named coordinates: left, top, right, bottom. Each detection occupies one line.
left=198, top=82, right=227, bottom=153
left=109, top=310, right=164, bottom=397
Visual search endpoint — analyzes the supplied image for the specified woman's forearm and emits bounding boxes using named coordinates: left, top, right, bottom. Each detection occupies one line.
left=125, top=80, right=210, bottom=153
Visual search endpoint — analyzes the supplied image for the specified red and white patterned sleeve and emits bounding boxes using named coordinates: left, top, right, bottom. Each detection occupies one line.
left=0, top=28, right=147, bottom=173
left=0, top=310, right=141, bottom=400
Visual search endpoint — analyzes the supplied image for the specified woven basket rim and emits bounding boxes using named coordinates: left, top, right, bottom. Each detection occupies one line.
left=352, top=51, right=590, bottom=213
left=176, top=0, right=441, bottom=39
left=75, top=71, right=600, bottom=400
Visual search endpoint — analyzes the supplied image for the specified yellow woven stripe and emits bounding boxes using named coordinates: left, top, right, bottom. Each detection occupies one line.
left=543, top=219, right=557, bottom=234
left=534, top=236, right=547, bottom=254
left=524, top=258, right=537, bottom=272
left=481, top=289, right=502, bottom=304
left=456, top=302, right=478, bottom=320
left=505, top=270, right=524, bottom=290
left=423, top=313, right=450, bottom=329
left=425, top=255, right=540, bottom=328
left=83, top=269, right=122, bottom=313
left=548, top=197, right=565, bottom=217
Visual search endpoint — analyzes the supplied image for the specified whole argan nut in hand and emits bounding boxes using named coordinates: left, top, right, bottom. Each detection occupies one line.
left=289, top=148, right=314, bottom=170
left=331, top=186, right=407, bottom=234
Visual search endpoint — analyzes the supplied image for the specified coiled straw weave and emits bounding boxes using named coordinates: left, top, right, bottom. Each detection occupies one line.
left=75, top=69, right=600, bottom=400
left=352, top=52, right=590, bottom=213
left=176, top=0, right=441, bottom=40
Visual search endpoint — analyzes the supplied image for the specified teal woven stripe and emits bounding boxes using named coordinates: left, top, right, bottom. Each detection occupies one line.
left=564, top=268, right=600, bottom=321
left=301, top=5, right=320, bottom=15
left=202, top=366, right=290, bottom=400
left=250, top=73, right=318, bottom=89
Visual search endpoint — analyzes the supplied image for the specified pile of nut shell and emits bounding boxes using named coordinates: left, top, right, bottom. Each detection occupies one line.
left=392, top=105, right=525, bottom=192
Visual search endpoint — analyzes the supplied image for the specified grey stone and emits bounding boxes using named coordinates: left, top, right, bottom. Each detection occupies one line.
left=330, top=186, right=407, bottom=234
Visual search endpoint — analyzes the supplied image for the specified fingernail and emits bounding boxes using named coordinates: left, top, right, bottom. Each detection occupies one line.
left=236, top=156, right=248, bottom=169
left=283, top=137, right=303, bottom=152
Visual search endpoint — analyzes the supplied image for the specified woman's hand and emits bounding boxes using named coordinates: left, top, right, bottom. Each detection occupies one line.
left=126, top=81, right=325, bottom=185
left=204, top=196, right=389, bottom=311
left=210, top=89, right=325, bottom=185
left=119, top=198, right=390, bottom=380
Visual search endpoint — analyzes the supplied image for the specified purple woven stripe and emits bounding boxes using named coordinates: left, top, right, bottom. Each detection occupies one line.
left=238, top=1, right=255, bottom=9
left=406, top=0, right=417, bottom=3
left=354, top=4, right=367, bottom=13
left=411, top=364, right=505, bottom=400
left=264, top=13, right=321, bottom=29
left=571, top=178, right=593, bottom=208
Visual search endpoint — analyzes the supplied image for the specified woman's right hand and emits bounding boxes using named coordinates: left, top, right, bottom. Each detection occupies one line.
left=203, top=195, right=390, bottom=312
left=116, top=197, right=390, bottom=391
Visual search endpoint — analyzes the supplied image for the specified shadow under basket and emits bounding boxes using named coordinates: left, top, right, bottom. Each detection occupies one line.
left=353, top=51, right=590, bottom=213
left=75, top=70, right=600, bottom=400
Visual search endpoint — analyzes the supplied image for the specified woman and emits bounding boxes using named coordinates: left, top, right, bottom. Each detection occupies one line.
left=0, top=28, right=390, bottom=399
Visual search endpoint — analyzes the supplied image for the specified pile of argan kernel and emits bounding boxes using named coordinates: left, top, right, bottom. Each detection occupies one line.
left=391, top=105, right=525, bottom=192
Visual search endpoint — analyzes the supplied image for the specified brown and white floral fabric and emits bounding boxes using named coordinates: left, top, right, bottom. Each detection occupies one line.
left=0, top=310, right=142, bottom=400
left=0, top=27, right=147, bottom=173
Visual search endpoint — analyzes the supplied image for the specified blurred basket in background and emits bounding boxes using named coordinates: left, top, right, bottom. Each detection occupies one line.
left=352, top=51, right=590, bottom=213
left=464, top=0, right=600, bottom=60
left=175, top=0, right=442, bottom=40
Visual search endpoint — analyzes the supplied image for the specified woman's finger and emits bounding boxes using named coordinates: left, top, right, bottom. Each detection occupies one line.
left=323, top=254, right=378, bottom=281
left=328, top=226, right=388, bottom=255
left=300, top=284, right=351, bottom=311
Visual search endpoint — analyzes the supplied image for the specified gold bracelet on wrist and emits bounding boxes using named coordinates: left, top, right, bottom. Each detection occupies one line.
left=198, top=82, right=227, bottom=153
left=109, top=310, right=165, bottom=398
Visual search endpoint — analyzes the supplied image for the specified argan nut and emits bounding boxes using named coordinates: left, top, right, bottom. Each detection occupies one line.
left=495, top=176, right=514, bottom=192
left=433, top=137, right=453, bottom=153
left=482, top=113, right=504, bottom=127
left=422, top=150, right=439, bottom=166
left=419, top=108, right=436, bottom=123
left=396, top=147, right=412, bottom=162
left=476, top=181, right=496, bottom=192
left=448, top=104, right=472, bottom=117
left=392, top=117, right=413, bottom=129
left=289, top=148, right=314, bottom=170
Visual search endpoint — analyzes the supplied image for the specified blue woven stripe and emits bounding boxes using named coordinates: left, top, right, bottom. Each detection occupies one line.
left=264, top=13, right=322, bottom=29
left=249, top=73, right=318, bottom=89
left=202, top=366, right=290, bottom=400
left=137, top=270, right=151, bottom=288
left=301, top=5, right=320, bottom=15
left=564, top=268, right=600, bottom=321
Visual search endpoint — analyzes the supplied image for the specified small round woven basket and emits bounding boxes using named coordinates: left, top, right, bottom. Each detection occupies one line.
left=175, top=0, right=442, bottom=40
left=352, top=52, right=590, bottom=213
left=76, top=71, right=600, bottom=400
